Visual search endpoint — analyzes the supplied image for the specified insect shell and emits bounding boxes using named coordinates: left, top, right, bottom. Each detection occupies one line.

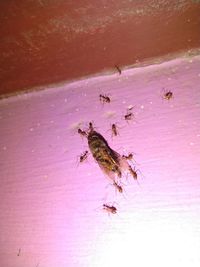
left=103, top=204, right=117, bottom=214
left=79, top=150, right=88, bottom=163
left=99, top=94, right=111, bottom=104
left=87, top=130, right=122, bottom=179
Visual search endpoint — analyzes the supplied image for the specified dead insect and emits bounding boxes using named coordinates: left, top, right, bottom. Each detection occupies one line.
left=128, top=165, right=139, bottom=180
left=78, top=128, right=87, bottom=137
left=115, top=64, right=122, bottom=75
left=99, top=94, right=111, bottom=104
left=103, top=204, right=117, bottom=214
left=162, top=89, right=173, bottom=100
left=79, top=150, right=88, bottom=163
left=88, top=130, right=122, bottom=180
left=113, top=181, right=123, bottom=193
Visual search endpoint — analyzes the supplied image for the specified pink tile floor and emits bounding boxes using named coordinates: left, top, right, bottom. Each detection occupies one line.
left=0, top=53, right=200, bottom=267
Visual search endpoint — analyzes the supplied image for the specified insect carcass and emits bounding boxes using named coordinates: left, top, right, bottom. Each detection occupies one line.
left=87, top=128, right=123, bottom=181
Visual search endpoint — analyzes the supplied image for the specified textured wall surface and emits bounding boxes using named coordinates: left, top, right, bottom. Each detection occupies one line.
left=0, top=0, right=200, bottom=96
left=0, top=53, right=200, bottom=267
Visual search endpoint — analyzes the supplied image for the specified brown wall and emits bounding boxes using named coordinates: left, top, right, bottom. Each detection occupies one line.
left=0, top=0, right=200, bottom=96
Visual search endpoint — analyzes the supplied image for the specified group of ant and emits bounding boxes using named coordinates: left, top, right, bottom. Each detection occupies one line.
left=109, top=154, right=140, bottom=214
left=99, top=94, right=134, bottom=122
left=77, top=89, right=173, bottom=215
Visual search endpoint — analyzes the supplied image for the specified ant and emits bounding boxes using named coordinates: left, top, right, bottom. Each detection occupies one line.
left=124, top=112, right=133, bottom=121
left=99, top=94, right=111, bottom=104
left=79, top=151, right=88, bottom=163
left=113, top=181, right=123, bottom=193
left=122, top=153, right=134, bottom=160
left=124, top=106, right=135, bottom=121
left=106, top=123, right=120, bottom=138
left=162, top=89, right=173, bottom=100
left=122, top=152, right=138, bottom=165
left=17, top=248, right=21, bottom=257
left=128, top=165, right=139, bottom=180
left=78, top=128, right=87, bottom=138
left=115, top=64, right=122, bottom=75
left=111, top=123, right=120, bottom=137
left=103, top=204, right=117, bottom=214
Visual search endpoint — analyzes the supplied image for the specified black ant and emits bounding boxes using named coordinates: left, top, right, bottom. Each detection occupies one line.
left=79, top=151, right=88, bottom=163
left=124, top=112, right=133, bottom=121
left=123, top=106, right=136, bottom=122
left=111, top=123, right=120, bottom=137
left=122, top=153, right=134, bottom=160
left=162, top=89, right=173, bottom=100
left=103, top=204, right=117, bottom=214
left=115, top=64, right=122, bottom=75
left=122, top=152, right=138, bottom=165
left=128, top=165, right=138, bottom=180
left=78, top=128, right=87, bottom=138
left=17, top=248, right=21, bottom=257
left=106, top=123, right=120, bottom=138
left=113, top=181, right=123, bottom=193
left=99, top=94, right=111, bottom=104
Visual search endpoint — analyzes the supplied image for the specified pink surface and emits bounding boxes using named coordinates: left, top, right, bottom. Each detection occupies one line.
left=0, top=54, right=200, bottom=267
